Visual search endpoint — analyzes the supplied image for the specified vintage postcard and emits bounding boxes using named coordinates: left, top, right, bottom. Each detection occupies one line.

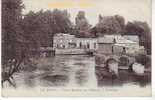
left=1, top=0, right=151, bottom=97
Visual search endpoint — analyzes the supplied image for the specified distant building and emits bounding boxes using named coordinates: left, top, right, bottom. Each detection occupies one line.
left=123, top=35, right=139, bottom=43
left=53, top=33, right=76, bottom=49
left=53, top=33, right=98, bottom=50
left=97, top=35, right=145, bottom=55
left=76, top=38, right=98, bottom=50
left=53, top=33, right=145, bottom=55
left=98, top=35, right=115, bottom=54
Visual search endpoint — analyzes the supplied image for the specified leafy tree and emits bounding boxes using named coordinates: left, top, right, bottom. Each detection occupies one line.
left=21, top=9, right=72, bottom=47
left=125, top=21, right=151, bottom=54
left=52, top=9, right=72, bottom=33
left=21, top=10, right=50, bottom=48
left=2, top=0, right=29, bottom=87
left=95, top=15, right=125, bottom=36
left=2, top=0, right=26, bottom=63
left=75, top=11, right=92, bottom=37
left=135, top=54, right=151, bottom=68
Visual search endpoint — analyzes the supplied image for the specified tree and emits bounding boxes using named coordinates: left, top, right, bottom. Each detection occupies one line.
left=2, top=0, right=27, bottom=63
left=2, top=0, right=25, bottom=62
left=135, top=54, right=151, bottom=68
left=21, top=9, right=72, bottom=47
left=75, top=11, right=92, bottom=37
left=125, top=21, right=151, bottom=54
left=52, top=9, right=72, bottom=33
left=2, top=0, right=29, bottom=87
left=95, top=15, right=125, bottom=36
left=21, top=10, right=49, bottom=48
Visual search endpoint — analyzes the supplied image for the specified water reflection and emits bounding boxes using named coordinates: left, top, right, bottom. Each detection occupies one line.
left=95, top=67, right=151, bottom=87
left=12, top=55, right=97, bottom=88
left=7, top=55, right=151, bottom=88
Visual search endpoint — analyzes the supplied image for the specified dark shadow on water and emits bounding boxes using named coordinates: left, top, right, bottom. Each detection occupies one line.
left=95, top=66, right=151, bottom=87
left=4, top=55, right=151, bottom=88
left=41, top=75, right=69, bottom=86
left=74, top=62, right=86, bottom=66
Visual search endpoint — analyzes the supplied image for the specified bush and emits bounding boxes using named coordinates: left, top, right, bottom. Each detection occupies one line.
left=135, top=54, right=151, bottom=68
left=95, top=54, right=105, bottom=65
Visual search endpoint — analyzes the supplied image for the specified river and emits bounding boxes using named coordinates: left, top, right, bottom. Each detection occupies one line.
left=9, top=55, right=97, bottom=88
left=3, top=55, right=151, bottom=88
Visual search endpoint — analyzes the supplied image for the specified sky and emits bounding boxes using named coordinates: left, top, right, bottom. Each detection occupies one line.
left=22, top=0, right=151, bottom=27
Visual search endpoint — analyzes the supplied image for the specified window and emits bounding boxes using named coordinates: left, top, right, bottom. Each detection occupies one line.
left=123, top=47, right=126, bottom=53
left=112, top=46, right=114, bottom=53
left=94, top=43, right=96, bottom=49
left=79, top=42, right=82, bottom=48
left=113, top=38, right=116, bottom=43
left=87, top=43, right=90, bottom=49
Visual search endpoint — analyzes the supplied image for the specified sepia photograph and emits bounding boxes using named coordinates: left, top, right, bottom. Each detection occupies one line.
left=1, top=0, right=152, bottom=97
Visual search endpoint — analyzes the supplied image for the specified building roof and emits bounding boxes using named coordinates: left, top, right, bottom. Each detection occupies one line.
left=54, top=33, right=75, bottom=38
left=98, top=35, right=137, bottom=44
left=116, top=37, right=137, bottom=44
left=123, top=35, right=139, bottom=43
left=114, top=43, right=135, bottom=48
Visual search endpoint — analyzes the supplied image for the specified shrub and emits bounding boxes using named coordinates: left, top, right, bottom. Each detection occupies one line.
left=135, top=54, right=151, bottom=68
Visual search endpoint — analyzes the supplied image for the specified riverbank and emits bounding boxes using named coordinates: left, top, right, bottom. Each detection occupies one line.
left=55, top=49, right=86, bottom=55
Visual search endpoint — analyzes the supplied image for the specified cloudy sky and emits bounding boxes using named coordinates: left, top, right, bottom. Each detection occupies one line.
left=22, top=0, right=151, bottom=26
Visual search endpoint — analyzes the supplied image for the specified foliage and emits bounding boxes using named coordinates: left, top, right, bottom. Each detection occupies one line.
left=119, top=56, right=129, bottom=66
left=2, top=0, right=26, bottom=64
left=2, top=0, right=28, bottom=87
left=95, top=15, right=125, bottom=36
left=75, top=11, right=92, bottom=37
left=135, top=54, right=151, bottom=68
left=21, top=9, right=72, bottom=47
left=2, top=0, right=151, bottom=68
left=125, top=21, right=151, bottom=54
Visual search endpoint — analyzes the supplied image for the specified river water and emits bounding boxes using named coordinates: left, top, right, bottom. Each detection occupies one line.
left=3, top=55, right=151, bottom=88
left=11, top=55, right=97, bottom=88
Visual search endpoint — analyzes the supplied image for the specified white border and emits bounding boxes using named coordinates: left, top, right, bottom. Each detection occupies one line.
left=0, top=0, right=155, bottom=100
